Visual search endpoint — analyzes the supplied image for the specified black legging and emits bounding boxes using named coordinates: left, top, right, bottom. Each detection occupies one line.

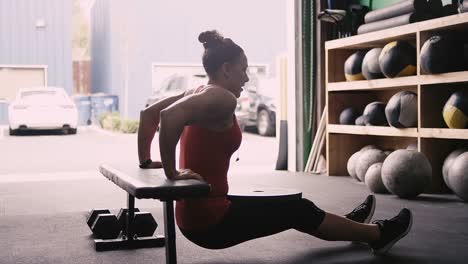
left=180, top=198, right=326, bottom=249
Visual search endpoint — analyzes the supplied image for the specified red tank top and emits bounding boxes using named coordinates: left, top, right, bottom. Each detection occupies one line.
left=175, top=87, right=242, bottom=231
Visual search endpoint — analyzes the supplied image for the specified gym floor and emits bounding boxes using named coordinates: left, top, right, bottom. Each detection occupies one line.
left=0, top=169, right=466, bottom=264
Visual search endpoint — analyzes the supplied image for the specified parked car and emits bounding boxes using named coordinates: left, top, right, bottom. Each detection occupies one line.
left=236, top=77, right=278, bottom=137
left=145, top=73, right=208, bottom=107
left=8, top=86, right=78, bottom=135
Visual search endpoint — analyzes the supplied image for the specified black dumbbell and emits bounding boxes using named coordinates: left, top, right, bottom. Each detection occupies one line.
left=86, top=209, right=120, bottom=239
left=117, top=208, right=158, bottom=238
left=133, top=212, right=158, bottom=237
left=86, top=209, right=110, bottom=228
left=116, top=207, right=140, bottom=231
left=91, top=213, right=121, bottom=239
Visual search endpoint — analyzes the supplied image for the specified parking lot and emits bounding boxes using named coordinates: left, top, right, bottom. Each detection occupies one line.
left=0, top=126, right=277, bottom=215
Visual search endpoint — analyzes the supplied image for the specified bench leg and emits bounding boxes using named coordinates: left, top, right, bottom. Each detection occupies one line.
left=163, top=200, right=177, bottom=264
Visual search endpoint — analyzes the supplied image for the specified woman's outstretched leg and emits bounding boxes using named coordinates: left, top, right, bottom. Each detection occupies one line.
left=311, top=212, right=380, bottom=242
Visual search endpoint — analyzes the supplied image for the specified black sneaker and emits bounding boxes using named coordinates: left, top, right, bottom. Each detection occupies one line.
left=345, top=194, right=376, bottom=224
left=370, top=208, right=413, bottom=254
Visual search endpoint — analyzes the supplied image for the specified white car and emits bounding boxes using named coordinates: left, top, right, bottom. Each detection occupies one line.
left=8, top=86, right=78, bottom=135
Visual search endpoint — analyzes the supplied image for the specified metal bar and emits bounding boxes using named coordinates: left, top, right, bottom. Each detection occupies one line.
left=163, top=200, right=177, bottom=264
left=94, top=236, right=165, bottom=251
left=126, top=193, right=135, bottom=241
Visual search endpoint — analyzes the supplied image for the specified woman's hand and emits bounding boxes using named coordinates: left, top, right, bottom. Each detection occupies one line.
left=172, top=169, right=204, bottom=181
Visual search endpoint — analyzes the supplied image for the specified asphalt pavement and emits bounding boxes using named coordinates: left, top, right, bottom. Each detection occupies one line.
left=0, top=125, right=278, bottom=216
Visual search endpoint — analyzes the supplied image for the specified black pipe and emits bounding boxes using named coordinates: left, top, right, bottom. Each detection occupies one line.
left=275, top=120, right=288, bottom=170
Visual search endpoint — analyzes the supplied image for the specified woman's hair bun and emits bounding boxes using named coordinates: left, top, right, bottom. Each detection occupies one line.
left=198, top=30, right=224, bottom=48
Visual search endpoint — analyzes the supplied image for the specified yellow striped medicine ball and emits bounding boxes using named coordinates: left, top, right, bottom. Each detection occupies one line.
left=344, top=50, right=367, bottom=81
left=379, top=41, right=416, bottom=78
left=443, top=90, right=468, bottom=129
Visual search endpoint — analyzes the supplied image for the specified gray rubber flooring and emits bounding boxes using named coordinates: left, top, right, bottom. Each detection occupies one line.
left=0, top=170, right=466, bottom=264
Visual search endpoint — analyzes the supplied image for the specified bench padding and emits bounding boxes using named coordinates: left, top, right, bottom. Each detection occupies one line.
left=99, top=164, right=210, bottom=200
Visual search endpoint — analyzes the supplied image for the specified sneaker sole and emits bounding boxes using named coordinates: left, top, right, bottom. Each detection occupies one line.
left=372, top=210, right=413, bottom=255
left=364, top=195, right=376, bottom=224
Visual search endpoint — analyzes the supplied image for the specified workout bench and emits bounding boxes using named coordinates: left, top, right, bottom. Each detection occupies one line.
left=97, top=163, right=210, bottom=264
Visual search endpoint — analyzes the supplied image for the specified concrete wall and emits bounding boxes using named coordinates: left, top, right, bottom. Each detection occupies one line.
left=0, top=0, right=73, bottom=94
left=91, top=0, right=288, bottom=119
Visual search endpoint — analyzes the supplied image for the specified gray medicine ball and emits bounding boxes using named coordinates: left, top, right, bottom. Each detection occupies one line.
left=355, top=115, right=366, bottom=126
left=406, top=143, right=418, bottom=151
left=346, top=145, right=379, bottom=181
left=385, top=91, right=417, bottom=128
left=365, top=162, right=389, bottom=193
left=339, top=107, right=359, bottom=125
left=447, top=152, right=468, bottom=202
left=356, top=149, right=387, bottom=182
left=360, top=145, right=379, bottom=152
left=382, top=150, right=432, bottom=198
left=363, top=102, right=387, bottom=126
left=362, top=48, right=384, bottom=80
left=442, top=148, right=467, bottom=190
left=347, top=151, right=362, bottom=180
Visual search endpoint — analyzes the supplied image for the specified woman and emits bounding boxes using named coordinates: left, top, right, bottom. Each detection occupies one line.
left=137, top=30, right=412, bottom=254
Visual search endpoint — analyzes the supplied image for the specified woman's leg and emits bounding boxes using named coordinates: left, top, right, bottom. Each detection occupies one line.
left=312, top=213, right=380, bottom=242
left=181, top=197, right=378, bottom=249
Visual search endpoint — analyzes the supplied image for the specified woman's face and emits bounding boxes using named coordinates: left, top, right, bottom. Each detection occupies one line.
left=224, top=53, right=250, bottom=98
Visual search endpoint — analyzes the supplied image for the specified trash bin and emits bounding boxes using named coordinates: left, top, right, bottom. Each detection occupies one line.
left=0, top=99, right=9, bottom=125
left=90, top=93, right=119, bottom=125
left=72, top=95, right=92, bottom=126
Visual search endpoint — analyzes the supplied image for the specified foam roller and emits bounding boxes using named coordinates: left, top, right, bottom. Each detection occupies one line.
left=461, top=1, right=468, bottom=13
left=364, top=0, right=428, bottom=23
left=358, top=12, right=424, bottom=35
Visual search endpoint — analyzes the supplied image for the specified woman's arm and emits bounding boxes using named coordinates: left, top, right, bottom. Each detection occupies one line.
left=159, top=87, right=237, bottom=180
left=137, top=91, right=188, bottom=167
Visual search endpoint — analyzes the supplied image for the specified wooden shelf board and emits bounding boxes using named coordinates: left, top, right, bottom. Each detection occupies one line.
left=326, top=13, right=468, bottom=50
left=327, top=124, right=418, bottom=137
left=328, top=71, right=468, bottom=91
left=327, top=76, right=418, bottom=91
left=420, top=128, right=468, bottom=139
left=419, top=71, right=468, bottom=86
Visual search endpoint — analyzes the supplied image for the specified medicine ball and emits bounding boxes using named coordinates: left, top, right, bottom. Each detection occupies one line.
left=379, top=41, right=416, bottom=78
left=382, top=150, right=432, bottom=198
left=356, top=149, right=387, bottom=182
left=447, top=152, right=468, bottom=201
left=355, top=115, right=366, bottom=126
left=406, top=143, right=418, bottom=151
left=346, top=145, right=379, bottom=181
left=362, top=48, right=384, bottom=80
left=360, top=145, right=379, bottom=152
left=339, top=107, right=358, bottom=125
left=442, top=148, right=467, bottom=190
left=365, top=162, right=389, bottom=194
left=443, top=90, right=468, bottom=129
left=344, top=50, right=367, bottom=81
left=385, top=91, right=418, bottom=128
left=420, top=34, right=464, bottom=74
left=363, top=102, right=387, bottom=126
left=347, top=151, right=362, bottom=181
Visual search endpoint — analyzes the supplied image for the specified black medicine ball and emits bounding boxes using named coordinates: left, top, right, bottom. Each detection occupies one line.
left=420, top=34, right=464, bottom=74
left=379, top=41, right=416, bottom=78
left=443, top=90, right=468, bottom=129
left=355, top=115, right=367, bottom=126
left=344, top=50, right=367, bottom=81
left=385, top=91, right=418, bottom=128
left=363, top=102, right=387, bottom=126
left=339, top=107, right=358, bottom=125
left=362, top=48, right=384, bottom=80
